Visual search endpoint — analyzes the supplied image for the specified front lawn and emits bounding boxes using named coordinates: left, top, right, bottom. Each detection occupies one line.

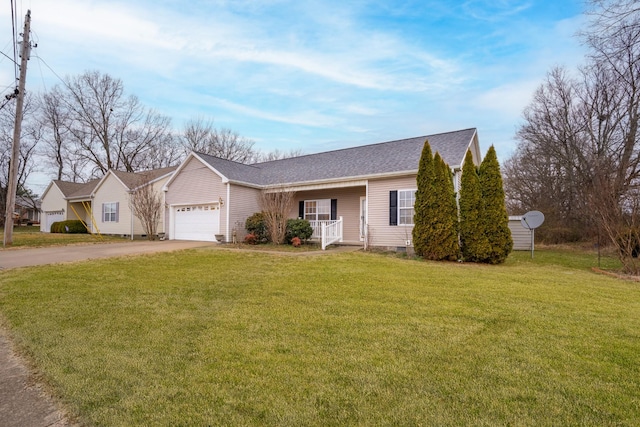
left=0, top=249, right=637, bottom=426
left=1, top=227, right=129, bottom=248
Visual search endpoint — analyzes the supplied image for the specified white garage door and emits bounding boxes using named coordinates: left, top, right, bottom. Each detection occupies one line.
left=173, top=204, right=220, bottom=241
left=44, top=211, right=65, bottom=232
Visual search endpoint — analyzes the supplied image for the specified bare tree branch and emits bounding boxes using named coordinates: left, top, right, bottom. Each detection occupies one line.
left=129, top=173, right=163, bottom=240
left=258, top=188, right=296, bottom=244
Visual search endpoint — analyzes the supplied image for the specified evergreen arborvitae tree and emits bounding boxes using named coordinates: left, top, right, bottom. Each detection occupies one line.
left=479, top=145, right=513, bottom=264
left=428, top=152, right=460, bottom=260
left=413, top=140, right=436, bottom=258
left=459, top=150, right=491, bottom=262
left=413, top=142, right=459, bottom=261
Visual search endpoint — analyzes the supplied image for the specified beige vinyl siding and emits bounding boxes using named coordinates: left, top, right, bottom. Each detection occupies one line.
left=368, top=175, right=417, bottom=248
left=291, top=187, right=365, bottom=243
left=166, top=157, right=227, bottom=205
left=228, top=184, right=261, bottom=240
left=40, top=184, right=66, bottom=213
left=508, top=216, right=532, bottom=250
left=40, top=185, right=67, bottom=232
left=150, top=177, right=171, bottom=234
left=93, top=174, right=137, bottom=235
left=165, top=157, right=228, bottom=238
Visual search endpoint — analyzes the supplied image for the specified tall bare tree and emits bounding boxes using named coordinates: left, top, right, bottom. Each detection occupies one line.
left=179, top=116, right=302, bottom=164
left=506, top=67, right=594, bottom=241
left=180, top=116, right=257, bottom=163
left=0, top=95, right=40, bottom=225
left=61, top=70, right=175, bottom=178
left=507, top=0, right=640, bottom=270
left=39, top=86, right=72, bottom=180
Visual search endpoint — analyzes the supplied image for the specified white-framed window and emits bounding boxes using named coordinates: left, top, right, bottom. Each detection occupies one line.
left=398, top=189, right=416, bottom=225
left=304, top=199, right=331, bottom=221
left=103, top=202, right=118, bottom=222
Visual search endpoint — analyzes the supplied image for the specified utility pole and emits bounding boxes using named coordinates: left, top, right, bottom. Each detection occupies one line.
left=3, top=10, right=31, bottom=247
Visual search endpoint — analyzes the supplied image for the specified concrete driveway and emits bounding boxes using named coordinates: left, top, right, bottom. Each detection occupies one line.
left=0, top=240, right=216, bottom=270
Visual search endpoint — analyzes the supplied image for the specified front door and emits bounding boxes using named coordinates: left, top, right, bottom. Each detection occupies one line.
left=359, top=197, right=367, bottom=241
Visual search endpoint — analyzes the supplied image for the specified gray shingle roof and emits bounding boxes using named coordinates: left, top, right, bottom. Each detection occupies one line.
left=54, top=179, right=100, bottom=199
left=112, top=166, right=177, bottom=189
left=53, top=166, right=178, bottom=199
left=196, top=128, right=477, bottom=187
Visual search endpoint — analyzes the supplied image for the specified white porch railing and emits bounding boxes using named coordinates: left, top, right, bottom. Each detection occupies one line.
left=309, top=217, right=343, bottom=250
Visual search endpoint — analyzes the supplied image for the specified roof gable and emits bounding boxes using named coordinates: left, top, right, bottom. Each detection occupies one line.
left=51, top=166, right=178, bottom=200
left=55, top=179, right=100, bottom=200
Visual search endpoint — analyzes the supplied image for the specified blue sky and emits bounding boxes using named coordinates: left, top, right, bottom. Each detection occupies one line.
left=2, top=0, right=586, bottom=192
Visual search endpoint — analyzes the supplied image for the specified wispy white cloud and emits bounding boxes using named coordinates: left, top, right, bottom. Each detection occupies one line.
left=209, top=96, right=340, bottom=128
left=1, top=0, right=587, bottom=183
left=461, top=0, right=532, bottom=21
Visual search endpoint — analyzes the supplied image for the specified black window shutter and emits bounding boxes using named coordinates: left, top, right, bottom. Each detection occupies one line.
left=299, top=201, right=304, bottom=219
left=389, top=191, right=398, bottom=226
left=331, top=199, right=337, bottom=220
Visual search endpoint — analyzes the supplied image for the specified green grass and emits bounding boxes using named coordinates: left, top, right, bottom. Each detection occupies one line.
left=1, top=227, right=128, bottom=248
left=0, top=248, right=638, bottom=426
left=231, top=241, right=323, bottom=252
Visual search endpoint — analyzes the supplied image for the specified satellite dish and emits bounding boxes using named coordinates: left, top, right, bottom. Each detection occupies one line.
left=521, top=210, right=545, bottom=230
left=520, top=210, right=544, bottom=259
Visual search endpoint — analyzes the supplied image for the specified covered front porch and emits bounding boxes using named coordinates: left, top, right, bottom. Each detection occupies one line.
left=67, top=199, right=96, bottom=233
left=289, top=183, right=367, bottom=250
left=308, top=218, right=344, bottom=250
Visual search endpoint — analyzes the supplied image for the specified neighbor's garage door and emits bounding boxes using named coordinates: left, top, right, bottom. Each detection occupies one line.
left=45, top=211, right=65, bottom=232
left=173, top=204, right=219, bottom=241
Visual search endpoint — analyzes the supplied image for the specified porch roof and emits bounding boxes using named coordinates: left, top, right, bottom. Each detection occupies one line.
left=196, top=128, right=477, bottom=187
left=111, top=166, right=178, bottom=190
left=54, top=179, right=100, bottom=200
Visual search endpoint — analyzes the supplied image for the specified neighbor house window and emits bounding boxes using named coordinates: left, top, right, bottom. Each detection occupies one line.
left=102, top=202, right=119, bottom=222
left=390, top=190, right=416, bottom=226
left=304, top=199, right=331, bottom=221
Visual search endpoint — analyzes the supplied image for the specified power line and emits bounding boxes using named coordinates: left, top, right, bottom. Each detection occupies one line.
left=33, top=54, right=68, bottom=88
left=0, top=49, right=19, bottom=66
left=10, top=0, right=18, bottom=81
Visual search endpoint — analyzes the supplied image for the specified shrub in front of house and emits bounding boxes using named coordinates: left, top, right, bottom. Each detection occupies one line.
left=244, top=233, right=258, bottom=245
left=50, top=220, right=88, bottom=234
left=245, top=212, right=269, bottom=243
left=286, top=218, right=313, bottom=243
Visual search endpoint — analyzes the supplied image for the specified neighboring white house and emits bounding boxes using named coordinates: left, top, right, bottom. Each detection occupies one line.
left=40, top=167, right=176, bottom=237
left=164, top=128, right=483, bottom=249
left=40, top=179, right=100, bottom=233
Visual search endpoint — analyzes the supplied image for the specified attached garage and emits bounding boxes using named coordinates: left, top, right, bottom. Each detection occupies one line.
left=43, top=211, right=65, bottom=232
left=172, top=204, right=220, bottom=241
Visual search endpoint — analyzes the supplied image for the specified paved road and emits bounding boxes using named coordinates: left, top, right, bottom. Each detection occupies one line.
left=0, top=240, right=215, bottom=270
left=0, top=240, right=215, bottom=426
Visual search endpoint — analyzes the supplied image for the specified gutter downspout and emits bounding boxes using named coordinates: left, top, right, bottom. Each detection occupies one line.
left=365, top=181, right=369, bottom=250
left=226, top=183, right=231, bottom=241
left=130, top=192, right=134, bottom=241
